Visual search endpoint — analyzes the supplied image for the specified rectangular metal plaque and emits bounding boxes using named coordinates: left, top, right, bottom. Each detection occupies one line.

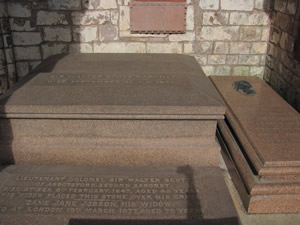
left=130, top=2, right=186, bottom=34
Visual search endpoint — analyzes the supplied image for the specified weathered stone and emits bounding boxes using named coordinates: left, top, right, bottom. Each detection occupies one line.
left=44, top=27, right=72, bottom=42
left=274, top=0, right=287, bottom=13
left=214, top=42, right=229, bottom=54
left=0, top=37, right=3, bottom=49
left=119, top=6, right=130, bottom=31
left=221, top=0, right=254, bottom=11
left=261, top=27, right=270, bottom=41
left=83, top=0, right=117, bottom=9
left=186, top=6, right=194, bottom=30
left=227, top=55, right=239, bottom=65
left=215, top=65, right=231, bottom=75
left=7, top=63, right=16, bottom=79
left=281, top=51, right=295, bottom=69
left=265, top=55, right=274, bottom=69
left=279, top=32, right=289, bottom=49
left=264, top=66, right=272, bottom=82
left=4, top=48, right=14, bottom=64
left=94, top=42, right=146, bottom=53
left=287, top=0, right=297, bottom=15
left=32, top=1, right=48, bottom=10
left=250, top=66, right=265, bottom=77
left=41, top=43, right=68, bottom=59
left=73, top=26, right=98, bottom=42
left=230, top=42, right=251, bottom=54
left=255, top=0, right=270, bottom=9
left=2, top=34, right=12, bottom=48
left=199, top=26, right=239, bottom=41
left=146, top=43, right=182, bottom=53
left=48, top=0, right=81, bottom=10
left=239, top=55, right=260, bottom=65
left=16, top=62, right=29, bottom=78
left=69, top=43, right=93, bottom=53
left=275, top=12, right=292, bottom=32
left=29, top=61, right=41, bottom=71
left=72, top=11, right=110, bottom=25
left=99, top=24, right=118, bottom=41
left=203, top=12, right=229, bottom=25
left=270, top=27, right=281, bottom=44
left=260, top=55, right=266, bottom=65
left=195, top=55, right=207, bottom=65
left=240, top=27, right=262, bottom=41
left=1, top=19, right=10, bottom=33
left=169, top=32, right=195, bottom=42
left=8, top=2, right=31, bottom=18
left=9, top=18, right=35, bottom=31
left=232, top=66, right=249, bottom=76
left=15, top=46, right=41, bottom=60
left=37, top=11, right=68, bottom=25
left=12, top=32, right=42, bottom=46
left=201, top=65, right=215, bottom=76
left=229, top=12, right=269, bottom=25
left=199, top=0, right=219, bottom=10
left=111, top=10, right=119, bottom=25
left=0, top=2, right=7, bottom=17
left=208, top=55, right=226, bottom=64
left=251, top=42, right=268, bottom=54
left=193, top=41, right=213, bottom=54
left=183, top=43, right=193, bottom=54
left=296, top=1, right=300, bottom=20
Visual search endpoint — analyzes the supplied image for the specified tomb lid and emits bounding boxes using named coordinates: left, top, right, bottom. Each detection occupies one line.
left=0, top=54, right=225, bottom=119
left=210, top=76, right=300, bottom=170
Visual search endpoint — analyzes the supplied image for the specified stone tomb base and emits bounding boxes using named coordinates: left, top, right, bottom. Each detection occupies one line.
left=0, top=54, right=225, bottom=167
left=0, top=165, right=239, bottom=225
left=211, top=76, right=300, bottom=214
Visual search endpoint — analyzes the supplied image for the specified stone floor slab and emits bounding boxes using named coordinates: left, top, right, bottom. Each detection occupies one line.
left=0, top=165, right=239, bottom=225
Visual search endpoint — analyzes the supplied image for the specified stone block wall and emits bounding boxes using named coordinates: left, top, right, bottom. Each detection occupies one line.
left=0, top=0, right=16, bottom=92
left=265, top=0, right=300, bottom=111
left=4, top=0, right=270, bottom=78
left=2, top=0, right=299, bottom=112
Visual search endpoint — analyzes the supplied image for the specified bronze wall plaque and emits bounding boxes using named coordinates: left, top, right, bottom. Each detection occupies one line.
left=130, top=2, right=186, bottom=34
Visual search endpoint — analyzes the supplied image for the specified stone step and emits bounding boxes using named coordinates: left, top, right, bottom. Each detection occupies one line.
left=0, top=165, right=239, bottom=225
left=217, top=118, right=300, bottom=214
left=0, top=138, right=220, bottom=167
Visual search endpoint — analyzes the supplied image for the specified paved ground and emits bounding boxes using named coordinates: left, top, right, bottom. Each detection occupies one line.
left=220, top=158, right=300, bottom=225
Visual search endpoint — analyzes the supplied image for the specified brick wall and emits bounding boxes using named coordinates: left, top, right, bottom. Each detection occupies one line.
left=0, top=0, right=16, bottom=91
left=265, top=0, right=300, bottom=112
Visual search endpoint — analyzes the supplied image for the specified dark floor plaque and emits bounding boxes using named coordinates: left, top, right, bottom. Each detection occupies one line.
left=0, top=165, right=239, bottom=225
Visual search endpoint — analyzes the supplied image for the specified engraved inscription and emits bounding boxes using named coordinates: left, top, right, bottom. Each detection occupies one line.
left=0, top=175, right=200, bottom=217
left=29, top=73, right=190, bottom=87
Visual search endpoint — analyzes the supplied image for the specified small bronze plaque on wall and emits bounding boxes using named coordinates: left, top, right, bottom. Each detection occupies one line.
left=130, top=1, right=187, bottom=34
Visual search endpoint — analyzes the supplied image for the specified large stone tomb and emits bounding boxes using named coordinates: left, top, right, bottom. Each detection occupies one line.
left=210, top=76, right=300, bottom=214
left=0, top=54, right=225, bottom=167
left=0, top=165, right=239, bottom=225
left=0, top=55, right=240, bottom=224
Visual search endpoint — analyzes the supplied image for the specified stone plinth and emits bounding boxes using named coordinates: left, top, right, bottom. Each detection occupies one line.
left=211, top=76, right=300, bottom=214
left=0, top=54, right=225, bottom=167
